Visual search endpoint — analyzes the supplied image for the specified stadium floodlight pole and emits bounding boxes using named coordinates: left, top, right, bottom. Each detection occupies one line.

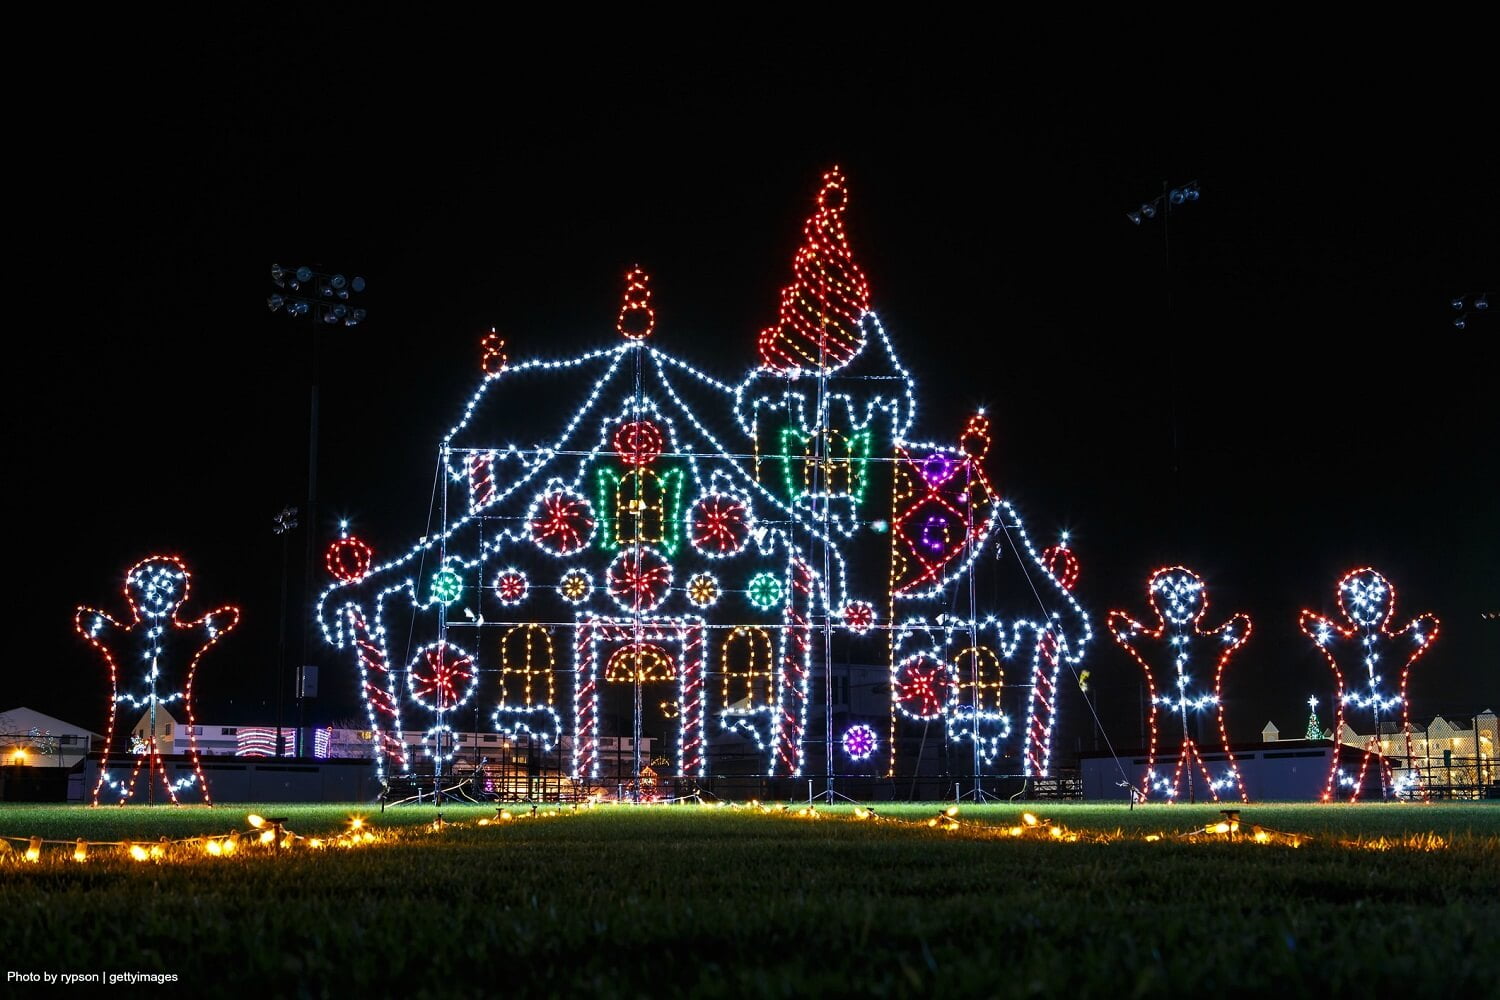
left=272, top=506, right=299, bottom=758
left=268, top=264, right=366, bottom=757
left=1126, top=180, right=1202, bottom=684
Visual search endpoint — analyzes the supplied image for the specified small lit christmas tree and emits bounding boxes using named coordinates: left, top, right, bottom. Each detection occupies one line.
left=1304, top=696, right=1322, bottom=740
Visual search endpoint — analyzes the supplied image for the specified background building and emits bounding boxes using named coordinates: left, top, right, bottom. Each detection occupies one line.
left=0, top=706, right=98, bottom=768
left=1332, top=711, right=1497, bottom=798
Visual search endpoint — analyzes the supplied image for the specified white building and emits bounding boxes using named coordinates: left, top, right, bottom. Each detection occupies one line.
left=0, top=707, right=99, bottom=768
left=125, top=708, right=292, bottom=757
left=1263, top=709, right=1497, bottom=797
left=1345, top=712, right=1497, bottom=792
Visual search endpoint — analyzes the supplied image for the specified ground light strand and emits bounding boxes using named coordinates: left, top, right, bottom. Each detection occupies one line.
left=0, top=813, right=388, bottom=863
left=720, top=802, right=1451, bottom=851
left=719, top=802, right=1320, bottom=845
left=1, top=804, right=1452, bottom=865
left=0, top=806, right=602, bottom=865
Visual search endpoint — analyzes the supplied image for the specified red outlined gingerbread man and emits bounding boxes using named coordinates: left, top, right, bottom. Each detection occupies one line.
left=1109, top=566, right=1251, bottom=803
left=1299, top=567, right=1438, bottom=802
left=75, top=555, right=239, bottom=805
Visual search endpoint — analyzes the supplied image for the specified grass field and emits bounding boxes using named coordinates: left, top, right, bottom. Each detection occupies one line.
left=3, top=801, right=1498, bottom=997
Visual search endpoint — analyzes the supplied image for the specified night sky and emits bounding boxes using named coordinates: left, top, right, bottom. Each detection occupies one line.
left=16, top=33, right=1497, bottom=755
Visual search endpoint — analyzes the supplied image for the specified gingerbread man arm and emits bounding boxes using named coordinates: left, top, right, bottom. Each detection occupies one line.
left=1298, top=610, right=1352, bottom=705
left=174, top=605, right=242, bottom=699
left=1206, top=611, right=1252, bottom=691
left=1392, top=612, right=1439, bottom=648
left=1391, top=611, right=1440, bottom=679
left=1298, top=609, right=1348, bottom=649
left=1107, top=610, right=1152, bottom=646
left=187, top=605, right=242, bottom=643
left=74, top=605, right=131, bottom=659
left=1207, top=611, right=1252, bottom=650
left=1107, top=610, right=1159, bottom=687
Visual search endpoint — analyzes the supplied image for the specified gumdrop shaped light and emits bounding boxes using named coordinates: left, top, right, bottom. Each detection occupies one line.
left=326, top=529, right=373, bottom=583
left=617, top=265, right=655, bottom=341
left=481, top=329, right=507, bottom=376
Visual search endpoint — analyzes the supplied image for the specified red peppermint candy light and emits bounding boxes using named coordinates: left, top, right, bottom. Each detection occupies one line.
left=613, top=420, right=664, bottom=467
left=841, top=601, right=876, bottom=634
left=530, top=491, right=596, bottom=555
left=690, top=493, right=750, bottom=556
left=894, top=654, right=952, bottom=720
left=408, top=642, right=475, bottom=711
left=494, top=570, right=528, bottom=605
left=607, top=547, right=673, bottom=612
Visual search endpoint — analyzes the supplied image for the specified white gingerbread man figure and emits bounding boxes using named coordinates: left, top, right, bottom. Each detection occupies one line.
left=75, top=555, right=239, bottom=805
left=1299, top=567, right=1438, bottom=802
left=1109, top=567, right=1251, bottom=802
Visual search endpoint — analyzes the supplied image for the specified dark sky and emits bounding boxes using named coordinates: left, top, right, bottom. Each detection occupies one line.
left=14, top=29, right=1497, bottom=752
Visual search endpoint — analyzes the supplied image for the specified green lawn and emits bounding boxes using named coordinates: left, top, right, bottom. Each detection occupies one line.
left=3, top=801, right=1497, bottom=997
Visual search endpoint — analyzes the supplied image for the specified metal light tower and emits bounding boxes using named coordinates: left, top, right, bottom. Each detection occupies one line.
left=272, top=505, right=299, bottom=757
left=1125, top=180, right=1202, bottom=750
left=268, top=264, right=366, bottom=757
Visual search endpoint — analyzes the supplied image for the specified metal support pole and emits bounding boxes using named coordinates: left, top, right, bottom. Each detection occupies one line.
left=298, top=327, right=320, bottom=759
left=276, top=525, right=290, bottom=757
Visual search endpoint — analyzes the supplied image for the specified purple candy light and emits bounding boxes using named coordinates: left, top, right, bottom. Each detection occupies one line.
left=921, top=451, right=958, bottom=487
left=842, top=723, right=878, bottom=761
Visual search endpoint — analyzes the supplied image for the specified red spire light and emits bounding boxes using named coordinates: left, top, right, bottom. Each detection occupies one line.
left=758, top=166, right=872, bottom=374
left=617, top=265, right=655, bottom=341
left=480, top=329, right=507, bottom=375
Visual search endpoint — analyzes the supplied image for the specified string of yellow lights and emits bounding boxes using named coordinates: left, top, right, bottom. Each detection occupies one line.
left=1, top=804, right=1450, bottom=866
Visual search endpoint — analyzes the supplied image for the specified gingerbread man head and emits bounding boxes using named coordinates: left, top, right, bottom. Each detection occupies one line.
left=1336, top=568, right=1394, bottom=628
left=125, top=556, right=190, bottom=621
left=1148, top=566, right=1206, bottom=627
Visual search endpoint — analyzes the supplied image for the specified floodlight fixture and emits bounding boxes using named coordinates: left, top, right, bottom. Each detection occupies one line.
left=269, top=263, right=367, bottom=326
left=1126, top=179, right=1201, bottom=225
